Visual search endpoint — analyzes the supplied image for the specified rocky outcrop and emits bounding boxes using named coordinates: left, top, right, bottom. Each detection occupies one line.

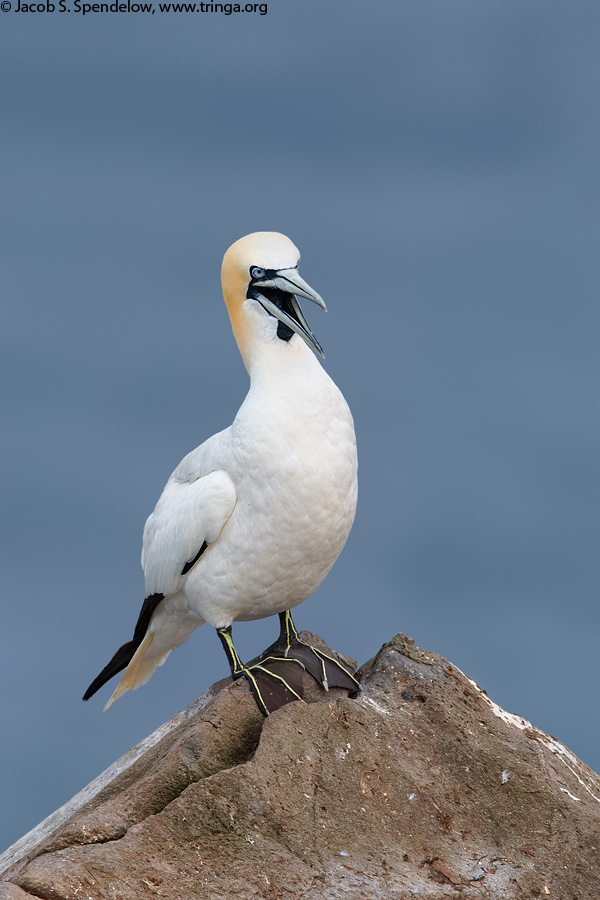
left=2, top=632, right=600, bottom=899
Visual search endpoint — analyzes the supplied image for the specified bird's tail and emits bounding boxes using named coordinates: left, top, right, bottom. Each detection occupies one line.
left=82, top=631, right=171, bottom=710
left=103, top=632, right=172, bottom=710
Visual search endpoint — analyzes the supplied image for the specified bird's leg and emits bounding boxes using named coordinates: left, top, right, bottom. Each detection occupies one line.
left=216, top=625, right=305, bottom=716
left=259, top=610, right=361, bottom=694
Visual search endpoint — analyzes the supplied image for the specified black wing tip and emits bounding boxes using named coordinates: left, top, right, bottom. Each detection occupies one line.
left=83, top=592, right=166, bottom=703
left=181, top=542, right=208, bottom=576
left=81, top=638, right=139, bottom=702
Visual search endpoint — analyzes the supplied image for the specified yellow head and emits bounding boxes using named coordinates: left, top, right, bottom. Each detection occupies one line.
left=221, top=232, right=326, bottom=370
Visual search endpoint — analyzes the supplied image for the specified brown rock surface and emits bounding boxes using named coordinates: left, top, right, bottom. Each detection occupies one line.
left=2, top=632, right=599, bottom=899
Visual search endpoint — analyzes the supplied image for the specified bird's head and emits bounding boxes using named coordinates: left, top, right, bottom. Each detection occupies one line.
left=221, top=232, right=326, bottom=370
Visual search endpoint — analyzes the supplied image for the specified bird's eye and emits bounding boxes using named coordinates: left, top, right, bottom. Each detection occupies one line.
left=250, top=267, right=266, bottom=280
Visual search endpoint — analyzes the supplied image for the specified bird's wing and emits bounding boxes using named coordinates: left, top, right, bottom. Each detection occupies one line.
left=141, top=467, right=237, bottom=597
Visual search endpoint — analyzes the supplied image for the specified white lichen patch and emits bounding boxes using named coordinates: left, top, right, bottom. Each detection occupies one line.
left=357, top=695, right=392, bottom=716
left=336, top=744, right=351, bottom=761
left=451, top=665, right=600, bottom=806
left=560, top=788, right=582, bottom=803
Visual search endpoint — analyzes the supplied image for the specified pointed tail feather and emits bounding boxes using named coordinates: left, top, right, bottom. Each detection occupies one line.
left=83, top=603, right=202, bottom=708
left=103, top=632, right=157, bottom=710
left=82, top=632, right=163, bottom=706
left=83, top=592, right=167, bottom=704
left=82, top=637, right=141, bottom=701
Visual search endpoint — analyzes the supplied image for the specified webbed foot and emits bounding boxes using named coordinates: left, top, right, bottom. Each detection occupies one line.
left=256, top=610, right=361, bottom=694
left=217, top=626, right=306, bottom=715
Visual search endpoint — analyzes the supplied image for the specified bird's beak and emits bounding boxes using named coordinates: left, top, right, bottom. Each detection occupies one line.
left=251, top=267, right=327, bottom=358
left=269, top=269, right=327, bottom=312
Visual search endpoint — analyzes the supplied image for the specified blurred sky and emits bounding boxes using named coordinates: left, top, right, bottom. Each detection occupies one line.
left=1, top=0, right=599, bottom=853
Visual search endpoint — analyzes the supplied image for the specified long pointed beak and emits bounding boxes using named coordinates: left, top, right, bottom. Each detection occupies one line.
left=268, top=269, right=327, bottom=311
left=252, top=267, right=327, bottom=358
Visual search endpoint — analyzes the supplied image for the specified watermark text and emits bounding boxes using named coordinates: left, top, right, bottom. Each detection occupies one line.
left=2, top=0, right=268, bottom=15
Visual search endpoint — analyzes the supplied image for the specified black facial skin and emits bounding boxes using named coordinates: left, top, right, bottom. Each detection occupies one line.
left=247, top=269, right=297, bottom=342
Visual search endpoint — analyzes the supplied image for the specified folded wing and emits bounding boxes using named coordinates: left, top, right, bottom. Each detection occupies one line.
left=142, top=467, right=237, bottom=597
left=83, top=467, right=237, bottom=707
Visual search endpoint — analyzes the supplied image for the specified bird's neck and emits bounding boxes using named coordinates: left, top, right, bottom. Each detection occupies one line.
left=245, top=335, right=322, bottom=389
left=224, top=291, right=321, bottom=380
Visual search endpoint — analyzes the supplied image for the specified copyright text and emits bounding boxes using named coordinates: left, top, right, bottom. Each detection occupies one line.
left=2, top=0, right=268, bottom=14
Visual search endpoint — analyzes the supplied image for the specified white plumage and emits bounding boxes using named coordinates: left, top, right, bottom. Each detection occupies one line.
left=84, top=232, right=358, bottom=714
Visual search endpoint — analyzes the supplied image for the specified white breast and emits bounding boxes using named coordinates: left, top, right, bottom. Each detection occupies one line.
left=181, top=349, right=358, bottom=629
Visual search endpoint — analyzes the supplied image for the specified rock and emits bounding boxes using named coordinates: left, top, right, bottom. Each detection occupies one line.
left=2, top=632, right=600, bottom=899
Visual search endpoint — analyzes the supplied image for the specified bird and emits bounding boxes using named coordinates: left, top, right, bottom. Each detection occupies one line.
left=83, top=231, right=359, bottom=716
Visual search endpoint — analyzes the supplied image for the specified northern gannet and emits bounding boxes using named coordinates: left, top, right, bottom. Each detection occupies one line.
left=83, top=232, right=359, bottom=715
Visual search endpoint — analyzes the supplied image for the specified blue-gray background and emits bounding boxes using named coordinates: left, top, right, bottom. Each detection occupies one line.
left=2, top=0, right=599, bottom=852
